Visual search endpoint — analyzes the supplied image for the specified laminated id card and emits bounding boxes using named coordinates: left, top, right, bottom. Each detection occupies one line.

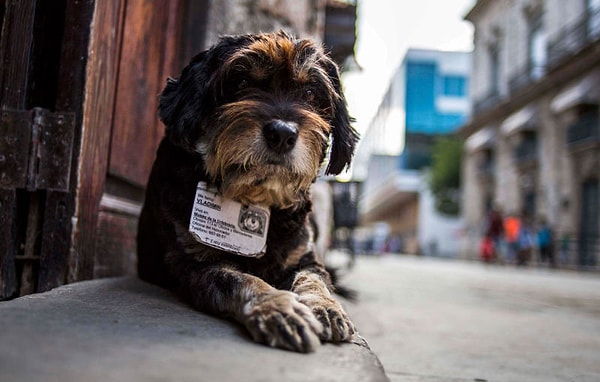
left=189, top=182, right=270, bottom=257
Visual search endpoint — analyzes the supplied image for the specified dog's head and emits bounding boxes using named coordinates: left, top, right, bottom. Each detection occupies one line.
left=159, top=31, right=358, bottom=207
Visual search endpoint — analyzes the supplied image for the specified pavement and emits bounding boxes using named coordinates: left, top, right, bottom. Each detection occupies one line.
left=338, top=254, right=600, bottom=382
left=0, top=276, right=387, bottom=382
left=2, top=254, right=600, bottom=382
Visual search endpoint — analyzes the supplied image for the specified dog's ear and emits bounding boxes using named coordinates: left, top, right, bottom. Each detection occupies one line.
left=159, top=50, right=213, bottom=148
left=323, top=59, right=359, bottom=176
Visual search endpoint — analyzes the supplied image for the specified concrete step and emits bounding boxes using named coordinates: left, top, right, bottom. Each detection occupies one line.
left=0, top=277, right=388, bottom=382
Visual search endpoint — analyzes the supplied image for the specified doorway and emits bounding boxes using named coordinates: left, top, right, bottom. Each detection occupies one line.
left=579, top=179, right=599, bottom=266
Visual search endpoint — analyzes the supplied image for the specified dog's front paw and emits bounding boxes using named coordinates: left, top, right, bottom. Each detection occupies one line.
left=298, top=294, right=356, bottom=343
left=243, top=290, right=323, bottom=352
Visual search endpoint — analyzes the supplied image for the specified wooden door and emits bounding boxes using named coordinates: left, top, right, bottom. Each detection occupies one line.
left=579, top=179, right=599, bottom=266
left=84, top=0, right=211, bottom=279
left=81, top=0, right=184, bottom=279
left=73, top=0, right=194, bottom=281
left=0, top=0, right=201, bottom=299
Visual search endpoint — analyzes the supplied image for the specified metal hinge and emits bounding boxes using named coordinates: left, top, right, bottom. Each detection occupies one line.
left=0, top=108, right=75, bottom=191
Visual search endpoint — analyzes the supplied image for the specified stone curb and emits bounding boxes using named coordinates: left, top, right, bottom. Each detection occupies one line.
left=0, top=277, right=389, bottom=382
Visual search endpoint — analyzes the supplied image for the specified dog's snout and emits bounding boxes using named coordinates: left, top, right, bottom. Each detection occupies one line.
left=262, top=120, right=299, bottom=154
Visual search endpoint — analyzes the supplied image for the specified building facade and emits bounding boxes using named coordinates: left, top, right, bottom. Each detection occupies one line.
left=461, top=0, right=600, bottom=267
left=358, top=48, right=470, bottom=256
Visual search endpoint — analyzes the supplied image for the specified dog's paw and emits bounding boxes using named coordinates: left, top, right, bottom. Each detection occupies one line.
left=243, top=290, right=323, bottom=352
left=297, top=293, right=356, bottom=343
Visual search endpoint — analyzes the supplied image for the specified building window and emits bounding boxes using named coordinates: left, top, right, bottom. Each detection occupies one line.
left=488, top=44, right=500, bottom=95
left=405, top=61, right=436, bottom=133
left=478, top=148, right=495, bottom=175
left=566, top=103, right=600, bottom=146
left=522, top=190, right=536, bottom=219
left=442, top=75, right=467, bottom=97
left=528, top=14, right=547, bottom=80
left=514, top=130, right=538, bottom=163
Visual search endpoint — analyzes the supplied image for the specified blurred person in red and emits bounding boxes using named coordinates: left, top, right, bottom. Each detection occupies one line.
left=484, top=205, right=504, bottom=262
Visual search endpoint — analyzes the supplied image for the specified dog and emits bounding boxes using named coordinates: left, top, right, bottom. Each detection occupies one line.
left=137, top=31, right=359, bottom=353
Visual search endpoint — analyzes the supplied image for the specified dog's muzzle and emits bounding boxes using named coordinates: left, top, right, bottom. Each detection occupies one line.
left=262, top=120, right=299, bottom=154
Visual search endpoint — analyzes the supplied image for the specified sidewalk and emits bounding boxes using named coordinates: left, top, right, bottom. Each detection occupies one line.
left=341, top=254, right=600, bottom=382
left=0, top=277, right=388, bottom=382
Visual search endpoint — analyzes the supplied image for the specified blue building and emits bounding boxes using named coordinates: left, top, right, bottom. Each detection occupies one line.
left=400, top=49, right=470, bottom=170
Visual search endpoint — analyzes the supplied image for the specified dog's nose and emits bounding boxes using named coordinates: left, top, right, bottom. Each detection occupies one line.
left=262, top=120, right=299, bottom=154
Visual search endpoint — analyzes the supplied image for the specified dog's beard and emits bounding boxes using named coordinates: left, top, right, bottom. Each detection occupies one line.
left=201, top=102, right=330, bottom=208
left=220, top=166, right=311, bottom=208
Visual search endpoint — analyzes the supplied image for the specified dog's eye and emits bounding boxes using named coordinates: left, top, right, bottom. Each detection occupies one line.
left=238, top=79, right=249, bottom=90
left=304, top=88, right=315, bottom=102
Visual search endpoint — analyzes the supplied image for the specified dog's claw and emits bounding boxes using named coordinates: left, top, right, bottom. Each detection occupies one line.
left=298, top=294, right=356, bottom=343
left=243, top=290, right=322, bottom=352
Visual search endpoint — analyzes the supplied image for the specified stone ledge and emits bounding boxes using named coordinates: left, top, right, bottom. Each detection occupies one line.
left=0, top=277, right=388, bottom=382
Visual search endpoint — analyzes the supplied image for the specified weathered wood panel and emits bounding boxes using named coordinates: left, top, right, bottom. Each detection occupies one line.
left=0, top=1, right=37, bottom=300
left=42, top=0, right=95, bottom=289
left=94, top=209, right=138, bottom=278
left=108, top=0, right=176, bottom=186
left=0, top=190, right=17, bottom=299
left=72, top=0, right=127, bottom=282
left=92, top=0, right=184, bottom=277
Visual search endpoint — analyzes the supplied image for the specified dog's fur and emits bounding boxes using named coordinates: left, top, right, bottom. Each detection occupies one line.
left=137, top=31, right=359, bottom=352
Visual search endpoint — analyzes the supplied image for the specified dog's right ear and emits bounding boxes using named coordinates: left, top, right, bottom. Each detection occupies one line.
left=159, top=50, right=212, bottom=149
left=322, top=57, right=359, bottom=176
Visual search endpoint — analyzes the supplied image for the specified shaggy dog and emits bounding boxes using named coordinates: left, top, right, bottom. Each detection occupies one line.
left=137, top=31, right=359, bottom=353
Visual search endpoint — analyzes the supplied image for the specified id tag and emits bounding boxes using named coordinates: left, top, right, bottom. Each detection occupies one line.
left=189, top=182, right=269, bottom=257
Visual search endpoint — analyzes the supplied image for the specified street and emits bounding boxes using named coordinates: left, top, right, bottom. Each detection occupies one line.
left=335, top=254, right=600, bottom=382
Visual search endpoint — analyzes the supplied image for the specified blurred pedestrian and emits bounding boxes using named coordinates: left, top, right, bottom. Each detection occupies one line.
left=480, top=235, right=494, bottom=263
left=485, top=205, right=504, bottom=262
left=504, top=213, right=521, bottom=264
left=537, top=217, right=555, bottom=267
left=517, top=216, right=534, bottom=266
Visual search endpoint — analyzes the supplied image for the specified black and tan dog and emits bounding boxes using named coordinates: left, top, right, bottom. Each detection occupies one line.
left=137, top=31, right=359, bottom=352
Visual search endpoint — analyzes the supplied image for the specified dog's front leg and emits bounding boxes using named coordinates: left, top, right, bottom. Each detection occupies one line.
left=291, top=269, right=356, bottom=343
left=183, top=265, right=323, bottom=352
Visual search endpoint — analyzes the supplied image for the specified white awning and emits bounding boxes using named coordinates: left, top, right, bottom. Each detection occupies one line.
left=500, top=105, right=538, bottom=135
left=465, top=127, right=496, bottom=152
left=551, top=74, right=599, bottom=113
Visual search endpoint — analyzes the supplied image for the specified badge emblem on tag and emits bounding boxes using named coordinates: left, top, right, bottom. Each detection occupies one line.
left=189, top=182, right=269, bottom=257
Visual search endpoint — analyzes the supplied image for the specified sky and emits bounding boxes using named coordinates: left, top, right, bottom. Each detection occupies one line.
left=342, top=0, right=476, bottom=136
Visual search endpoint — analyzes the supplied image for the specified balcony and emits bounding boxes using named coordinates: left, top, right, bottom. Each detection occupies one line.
left=508, top=64, right=544, bottom=94
left=548, top=6, right=600, bottom=69
left=494, top=7, right=600, bottom=110
left=473, top=89, right=501, bottom=115
left=324, top=0, right=357, bottom=67
left=466, top=7, right=600, bottom=134
left=566, top=110, right=600, bottom=148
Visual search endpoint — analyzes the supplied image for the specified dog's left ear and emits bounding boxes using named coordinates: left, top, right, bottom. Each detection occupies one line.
left=159, top=50, right=213, bottom=149
left=322, top=58, right=359, bottom=176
